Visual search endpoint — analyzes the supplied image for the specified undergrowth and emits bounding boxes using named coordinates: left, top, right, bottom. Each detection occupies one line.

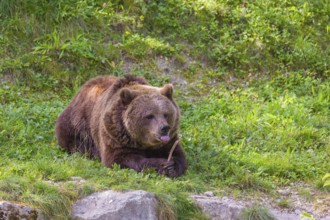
left=0, top=0, right=329, bottom=219
left=1, top=0, right=329, bottom=82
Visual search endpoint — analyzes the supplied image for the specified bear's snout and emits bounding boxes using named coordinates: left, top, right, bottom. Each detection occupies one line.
left=160, top=125, right=170, bottom=135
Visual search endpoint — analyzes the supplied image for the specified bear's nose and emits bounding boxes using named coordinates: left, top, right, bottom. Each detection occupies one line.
left=160, top=125, right=170, bottom=135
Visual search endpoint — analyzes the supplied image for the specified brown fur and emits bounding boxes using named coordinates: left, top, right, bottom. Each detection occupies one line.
left=55, top=75, right=187, bottom=177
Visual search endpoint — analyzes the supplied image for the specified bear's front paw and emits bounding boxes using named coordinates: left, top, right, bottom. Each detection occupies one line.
left=159, top=160, right=179, bottom=177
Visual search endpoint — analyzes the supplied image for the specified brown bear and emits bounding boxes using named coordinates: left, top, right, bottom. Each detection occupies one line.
left=55, top=75, right=187, bottom=177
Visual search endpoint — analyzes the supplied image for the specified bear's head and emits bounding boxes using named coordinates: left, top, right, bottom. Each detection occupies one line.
left=120, top=84, right=179, bottom=149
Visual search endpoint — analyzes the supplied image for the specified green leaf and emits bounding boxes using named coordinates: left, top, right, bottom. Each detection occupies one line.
left=324, top=181, right=330, bottom=188
left=322, top=173, right=330, bottom=182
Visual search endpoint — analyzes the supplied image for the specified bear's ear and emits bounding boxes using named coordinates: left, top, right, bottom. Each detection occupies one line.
left=160, top=84, right=173, bottom=99
left=120, top=88, right=139, bottom=105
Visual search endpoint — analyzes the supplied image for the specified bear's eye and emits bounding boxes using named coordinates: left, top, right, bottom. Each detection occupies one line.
left=145, top=114, right=154, bottom=120
left=164, top=113, right=168, bottom=119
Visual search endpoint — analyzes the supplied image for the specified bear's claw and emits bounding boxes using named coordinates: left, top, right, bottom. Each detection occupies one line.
left=159, top=160, right=178, bottom=177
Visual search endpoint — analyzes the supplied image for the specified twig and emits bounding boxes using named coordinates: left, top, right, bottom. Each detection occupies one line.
left=167, top=139, right=180, bottom=161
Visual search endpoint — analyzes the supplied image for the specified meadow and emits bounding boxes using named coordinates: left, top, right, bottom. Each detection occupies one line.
left=0, top=0, right=329, bottom=219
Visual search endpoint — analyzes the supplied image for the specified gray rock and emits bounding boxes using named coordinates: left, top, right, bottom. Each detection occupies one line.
left=70, top=176, right=85, bottom=182
left=190, top=195, right=245, bottom=220
left=72, top=190, right=158, bottom=220
left=272, top=210, right=330, bottom=220
left=271, top=209, right=300, bottom=220
left=294, top=209, right=302, bottom=215
left=0, top=201, right=43, bottom=220
left=277, top=189, right=291, bottom=196
left=204, top=191, right=215, bottom=197
left=190, top=195, right=311, bottom=220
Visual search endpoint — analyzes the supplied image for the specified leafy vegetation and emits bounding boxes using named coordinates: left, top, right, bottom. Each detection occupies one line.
left=0, top=0, right=329, bottom=219
left=323, top=173, right=330, bottom=188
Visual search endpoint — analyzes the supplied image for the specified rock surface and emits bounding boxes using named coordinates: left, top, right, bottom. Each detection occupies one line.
left=3, top=186, right=328, bottom=220
left=191, top=193, right=330, bottom=220
left=190, top=195, right=245, bottom=220
left=0, top=201, right=43, bottom=220
left=191, top=194, right=302, bottom=220
left=72, top=190, right=158, bottom=220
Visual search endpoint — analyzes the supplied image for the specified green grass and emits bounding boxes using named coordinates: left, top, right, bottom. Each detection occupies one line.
left=240, top=206, right=276, bottom=220
left=0, top=0, right=330, bottom=219
left=1, top=74, right=329, bottom=218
